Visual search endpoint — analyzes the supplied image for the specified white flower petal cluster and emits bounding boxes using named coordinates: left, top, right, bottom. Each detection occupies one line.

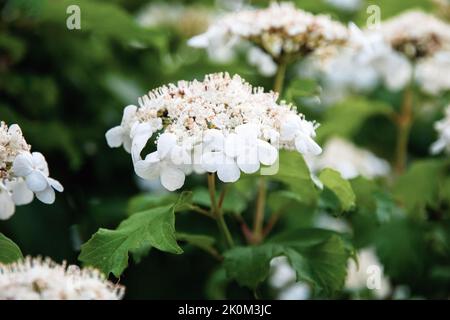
left=378, top=10, right=450, bottom=59
left=0, top=257, right=124, bottom=300
left=305, top=137, right=390, bottom=180
left=0, top=122, right=63, bottom=220
left=305, top=24, right=413, bottom=104
left=188, top=2, right=348, bottom=76
left=431, top=106, right=450, bottom=155
left=106, top=73, right=321, bottom=191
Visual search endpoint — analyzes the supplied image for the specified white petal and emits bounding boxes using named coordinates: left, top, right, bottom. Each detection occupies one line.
left=105, top=126, right=125, bottom=148
left=169, top=145, right=191, bottom=167
left=0, top=191, right=15, bottom=220
left=35, top=186, right=56, bottom=204
left=160, top=166, right=185, bottom=191
left=12, top=152, right=33, bottom=177
left=258, top=140, right=278, bottom=166
left=48, top=178, right=64, bottom=192
left=187, top=34, right=209, bottom=48
left=203, top=129, right=224, bottom=152
left=31, top=152, right=49, bottom=176
left=237, top=148, right=260, bottom=174
left=25, top=171, right=49, bottom=192
left=201, top=151, right=223, bottom=173
left=157, top=133, right=177, bottom=159
left=280, top=115, right=301, bottom=141
left=235, top=123, right=259, bottom=140
left=122, top=105, right=138, bottom=122
left=224, top=133, right=241, bottom=158
left=9, top=180, right=34, bottom=205
left=123, top=136, right=132, bottom=153
left=134, top=152, right=161, bottom=180
left=295, top=134, right=322, bottom=156
left=430, top=139, right=446, bottom=155
left=217, top=159, right=241, bottom=183
left=131, top=122, right=153, bottom=162
left=8, top=124, right=22, bottom=136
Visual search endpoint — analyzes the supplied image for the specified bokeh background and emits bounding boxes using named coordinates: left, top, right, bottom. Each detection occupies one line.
left=1, top=0, right=449, bottom=299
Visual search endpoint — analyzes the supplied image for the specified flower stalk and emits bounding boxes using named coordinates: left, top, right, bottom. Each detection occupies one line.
left=394, top=72, right=415, bottom=175
left=208, top=173, right=234, bottom=248
left=252, top=60, right=288, bottom=244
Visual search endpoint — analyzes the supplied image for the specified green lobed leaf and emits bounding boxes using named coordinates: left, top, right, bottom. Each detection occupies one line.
left=319, top=169, right=356, bottom=212
left=0, top=233, right=24, bottom=264
left=393, top=159, right=445, bottom=217
left=127, top=193, right=178, bottom=216
left=223, top=229, right=350, bottom=295
left=79, top=200, right=187, bottom=277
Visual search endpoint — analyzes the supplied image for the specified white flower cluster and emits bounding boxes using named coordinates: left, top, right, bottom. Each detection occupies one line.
left=0, top=257, right=124, bottom=300
left=315, top=24, right=413, bottom=103
left=106, top=73, right=321, bottom=191
left=0, top=122, right=63, bottom=220
left=379, top=10, right=450, bottom=59
left=188, top=2, right=348, bottom=76
left=305, top=137, right=390, bottom=180
left=415, top=51, right=450, bottom=94
left=431, top=106, right=450, bottom=155
left=311, top=12, right=450, bottom=104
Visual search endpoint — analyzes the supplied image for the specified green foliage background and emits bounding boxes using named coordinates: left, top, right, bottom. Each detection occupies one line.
left=1, top=0, right=449, bottom=299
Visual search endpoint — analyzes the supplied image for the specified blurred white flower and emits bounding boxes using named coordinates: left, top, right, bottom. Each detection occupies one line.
left=189, top=2, right=348, bottom=76
left=325, top=0, right=362, bottom=12
left=106, top=73, right=321, bottom=191
left=0, top=257, right=124, bottom=300
left=313, top=24, right=413, bottom=104
left=0, top=122, right=62, bottom=220
left=247, top=47, right=277, bottom=76
left=136, top=2, right=213, bottom=38
left=269, top=256, right=310, bottom=300
left=378, top=10, right=450, bottom=59
left=431, top=106, right=450, bottom=155
left=306, top=137, right=390, bottom=179
left=416, top=51, right=450, bottom=95
left=346, top=247, right=391, bottom=299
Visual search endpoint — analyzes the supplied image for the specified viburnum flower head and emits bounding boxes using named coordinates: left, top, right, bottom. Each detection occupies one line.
left=106, top=73, right=321, bottom=191
left=188, top=2, right=348, bottom=75
left=378, top=10, right=450, bottom=59
left=0, top=257, right=124, bottom=300
left=0, top=122, right=63, bottom=220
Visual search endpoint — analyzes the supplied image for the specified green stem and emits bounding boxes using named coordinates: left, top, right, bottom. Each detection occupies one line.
left=394, top=81, right=414, bottom=175
left=251, top=61, right=289, bottom=245
left=208, top=173, right=234, bottom=248
left=252, top=177, right=267, bottom=244
left=273, top=59, right=288, bottom=94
